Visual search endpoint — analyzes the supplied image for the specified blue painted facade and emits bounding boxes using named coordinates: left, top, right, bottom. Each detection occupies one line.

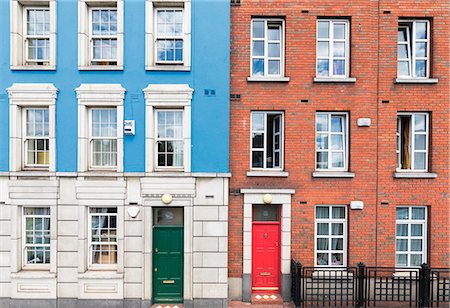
left=0, top=0, right=230, bottom=173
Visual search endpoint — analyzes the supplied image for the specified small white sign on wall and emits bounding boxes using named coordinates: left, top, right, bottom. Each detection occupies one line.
left=350, top=201, right=364, bottom=210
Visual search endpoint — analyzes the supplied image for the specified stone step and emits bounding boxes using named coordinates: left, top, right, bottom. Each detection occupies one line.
left=251, top=293, right=283, bottom=305
left=151, top=304, right=183, bottom=308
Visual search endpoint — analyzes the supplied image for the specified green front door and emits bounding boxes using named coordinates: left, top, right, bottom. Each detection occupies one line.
left=152, top=208, right=184, bottom=304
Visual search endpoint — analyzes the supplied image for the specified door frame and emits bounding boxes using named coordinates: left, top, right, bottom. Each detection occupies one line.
left=251, top=205, right=281, bottom=293
left=241, top=189, right=294, bottom=301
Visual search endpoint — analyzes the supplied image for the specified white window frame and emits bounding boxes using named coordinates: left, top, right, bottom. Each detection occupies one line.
left=7, top=83, right=57, bottom=172
left=316, top=19, right=350, bottom=78
left=10, top=0, right=56, bottom=70
left=395, top=206, right=427, bottom=268
left=78, top=0, right=123, bottom=70
left=250, top=18, right=285, bottom=78
left=314, top=205, right=348, bottom=267
left=397, top=20, right=430, bottom=79
left=396, top=113, right=429, bottom=172
left=22, top=207, right=51, bottom=269
left=144, top=84, right=193, bottom=173
left=249, top=111, right=284, bottom=170
left=145, top=0, right=191, bottom=71
left=315, top=112, right=349, bottom=172
left=154, top=109, right=185, bottom=170
left=23, top=107, right=50, bottom=169
left=76, top=84, right=125, bottom=173
left=23, top=7, right=51, bottom=64
left=89, top=108, right=118, bottom=169
left=154, top=8, right=184, bottom=65
left=89, top=7, right=118, bottom=64
left=88, top=207, right=118, bottom=269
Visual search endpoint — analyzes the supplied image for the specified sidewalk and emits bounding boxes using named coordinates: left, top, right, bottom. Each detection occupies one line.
left=229, top=301, right=295, bottom=307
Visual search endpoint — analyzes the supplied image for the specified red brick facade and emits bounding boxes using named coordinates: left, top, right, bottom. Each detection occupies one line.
left=229, top=0, right=449, bottom=286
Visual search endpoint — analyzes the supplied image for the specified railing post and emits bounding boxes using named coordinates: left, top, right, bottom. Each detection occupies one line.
left=297, top=262, right=302, bottom=306
left=357, top=262, right=366, bottom=307
left=419, top=263, right=431, bottom=307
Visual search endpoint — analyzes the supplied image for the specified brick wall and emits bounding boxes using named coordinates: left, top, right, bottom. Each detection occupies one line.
left=229, top=0, right=449, bottom=278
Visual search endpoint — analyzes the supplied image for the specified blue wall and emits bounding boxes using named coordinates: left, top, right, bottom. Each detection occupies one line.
left=0, top=0, right=230, bottom=173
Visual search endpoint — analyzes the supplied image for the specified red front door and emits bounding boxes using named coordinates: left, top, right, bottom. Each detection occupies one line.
left=252, top=223, right=280, bottom=292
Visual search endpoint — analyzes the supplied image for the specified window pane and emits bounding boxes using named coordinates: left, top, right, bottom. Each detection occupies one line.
left=317, top=238, right=328, bottom=250
left=412, top=208, right=425, bottom=220
left=333, top=60, right=345, bottom=76
left=316, top=152, right=328, bottom=169
left=398, top=28, right=407, bottom=42
left=252, top=113, right=264, bottom=131
left=331, top=253, right=343, bottom=265
left=414, top=134, right=426, bottom=150
left=252, top=21, right=264, bottom=38
left=398, top=45, right=408, bottom=58
left=396, top=239, right=408, bottom=251
left=414, top=152, right=426, bottom=170
left=410, top=254, right=422, bottom=266
left=317, top=42, right=329, bottom=57
left=398, top=61, right=410, bottom=76
left=317, top=59, right=329, bottom=76
left=333, top=42, right=345, bottom=57
left=317, top=223, right=329, bottom=236
left=154, top=207, right=183, bottom=226
left=331, top=223, right=343, bottom=235
left=316, top=207, right=329, bottom=219
left=252, top=41, right=264, bottom=57
left=252, top=133, right=264, bottom=148
left=415, top=42, right=427, bottom=57
left=316, top=114, right=328, bottom=132
left=331, top=238, right=343, bottom=250
left=252, top=151, right=263, bottom=168
left=253, top=205, right=279, bottom=221
left=317, top=21, right=329, bottom=39
left=415, top=60, right=426, bottom=77
left=331, top=152, right=344, bottom=168
left=411, top=239, right=422, bottom=252
left=396, top=224, right=408, bottom=236
left=333, top=23, right=346, bottom=39
left=316, top=134, right=328, bottom=150
left=396, top=254, right=407, bottom=266
left=268, top=60, right=280, bottom=75
left=252, top=59, right=264, bottom=76
left=411, top=224, right=423, bottom=236
left=332, top=207, right=345, bottom=219
left=396, top=207, right=409, bottom=220
left=331, top=135, right=343, bottom=150
left=414, top=115, right=426, bottom=132
left=415, top=22, right=427, bottom=39
left=317, top=253, right=328, bottom=265
left=268, top=43, right=280, bottom=57
left=268, top=26, right=280, bottom=40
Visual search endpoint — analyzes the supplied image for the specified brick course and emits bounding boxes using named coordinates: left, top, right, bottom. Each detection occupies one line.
left=229, top=0, right=449, bottom=279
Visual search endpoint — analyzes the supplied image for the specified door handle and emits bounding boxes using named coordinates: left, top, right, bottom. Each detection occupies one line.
left=154, top=268, right=157, bottom=272
left=155, top=248, right=158, bottom=253
left=276, top=242, right=279, bottom=247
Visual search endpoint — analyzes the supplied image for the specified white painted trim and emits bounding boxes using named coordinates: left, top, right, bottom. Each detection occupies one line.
left=241, top=190, right=294, bottom=276
left=143, top=84, right=193, bottom=173
left=7, top=83, right=58, bottom=172
left=78, top=0, right=124, bottom=70
left=10, top=0, right=57, bottom=70
left=75, top=84, right=125, bottom=172
left=145, top=0, right=191, bottom=70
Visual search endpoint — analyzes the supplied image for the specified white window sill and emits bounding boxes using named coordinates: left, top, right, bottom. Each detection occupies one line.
left=10, top=171, right=55, bottom=177
left=79, top=171, right=123, bottom=177
left=78, top=65, right=124, bottom=71
left=11, top=65, right=56, bottom=71
left=312, top=171, right=355, bottom=178
left=247, top=76, right=290, bottom=82
left=314, top=77, right=356, bottom=83
left=393, top=172, right=437, bottom=179
left=146, top=65, right=190, bottom=71
left=78, top=270, right=123, bottom=279
left=395, top=78, right=438, bottom=84
left=246, top=170, right=289, bottom=177
left=11, top=271, right=55, bottom=279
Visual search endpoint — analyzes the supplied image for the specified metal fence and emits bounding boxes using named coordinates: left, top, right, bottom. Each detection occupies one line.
left=291, top=260, right=450, bottom=307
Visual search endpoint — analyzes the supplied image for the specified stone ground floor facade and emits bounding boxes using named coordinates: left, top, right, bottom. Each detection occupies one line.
left=0, top=174, right=229, bottom=308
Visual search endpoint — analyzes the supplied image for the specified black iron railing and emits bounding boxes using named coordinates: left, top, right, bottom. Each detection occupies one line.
left=291, top=260, right=450, bottom=307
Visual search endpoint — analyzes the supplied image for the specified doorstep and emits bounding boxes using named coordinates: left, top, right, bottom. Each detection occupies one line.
left=151, top=304, right=183, bottom=308
left=251, top=293, right=283, bottom=305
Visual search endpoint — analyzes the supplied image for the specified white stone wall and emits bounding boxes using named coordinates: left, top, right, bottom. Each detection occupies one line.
left=0, top=174, right=229, bottom=302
